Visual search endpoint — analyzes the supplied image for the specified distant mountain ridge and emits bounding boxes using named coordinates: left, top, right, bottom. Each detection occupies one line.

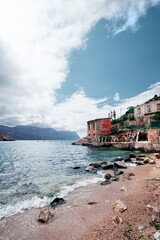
left=0, top=125, right=80, bottom=140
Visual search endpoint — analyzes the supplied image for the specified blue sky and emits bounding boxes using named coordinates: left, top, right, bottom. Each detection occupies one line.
left=0, top=1, right=160, bottom=137
left=57, top=5, right=160, bottom=105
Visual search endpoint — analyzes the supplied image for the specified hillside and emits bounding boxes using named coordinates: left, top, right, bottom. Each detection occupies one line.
left=0, top=125, right=80, bottom=140
left=0, top=132, right=14, bottom=141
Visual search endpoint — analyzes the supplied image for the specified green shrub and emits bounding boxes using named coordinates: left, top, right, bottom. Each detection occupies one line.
left=126, top=106, right=134, bottom=114
left=129, top=116, right=135, bottom=121
left=150, top=113, right=160, bottom=120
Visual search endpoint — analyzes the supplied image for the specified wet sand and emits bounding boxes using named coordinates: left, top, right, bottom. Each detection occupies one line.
left=0, top=156, right=160, bottom=240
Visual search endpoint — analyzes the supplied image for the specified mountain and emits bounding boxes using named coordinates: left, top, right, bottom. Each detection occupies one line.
left=0, top=132, right=14, bottom=141
left=0, top=125, right=80, bottom=140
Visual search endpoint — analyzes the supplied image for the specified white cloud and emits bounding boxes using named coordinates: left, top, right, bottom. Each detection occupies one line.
left=0, top=0, right=160, bottom=137
left=114, top=92, right=120, bottom=101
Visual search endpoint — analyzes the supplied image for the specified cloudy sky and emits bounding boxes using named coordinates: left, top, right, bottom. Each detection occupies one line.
left=0, top=0, right=160, bottom=137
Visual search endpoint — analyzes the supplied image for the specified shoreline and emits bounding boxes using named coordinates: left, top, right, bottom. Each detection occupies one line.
left=0, top=153, right=160, bottom=239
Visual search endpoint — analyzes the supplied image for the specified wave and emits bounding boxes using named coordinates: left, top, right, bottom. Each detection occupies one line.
left=0, top=172, right=104, bottom=219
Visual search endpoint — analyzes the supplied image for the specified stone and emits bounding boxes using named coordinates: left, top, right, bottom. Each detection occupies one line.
left=72, top=166, right=81, bottom=169
left=154, top=232, right=160, bottom=240
left=114, top=170, right=124, bottom=176
left=153, top=153, right=160, bottom=159
left=100, top=180, right=111, bottom=186
left=123, top=173, right=132, bottom=180
left=100, top=161, right=107, bottom=165
left=87, top=201, right=98, bottom=205
left=120, top=186, right=127, bottom=192
left=112, top=216, right=123, bottom=225
left=89, top=162, right=101, bottom=168
left=50, top=197, right=66, bottom=208
left=138, top=225, right=145, bottom=231
left=104, top=172, right=112, bottom=179
left=38, top=208, right=53, bottom=223
left=85, top=166, right=94, bottom=171
left=129, top=153, right=136, bottom=159
left=102, top=163, right=114, bottom=170
left=143, top=158, right=150, bottom=164
left=112, top=200, right=127, bottom=212
left=146, top=205, right=160, bottom=222
left=124, top=158, right=131, bottom=162
left=114, top=157, right=124, bottom=161
left=128, top=172, right=135, bottom=176
left=149, top=160, right=156, bottom=164
left=114, top=161, right=127, bottom=169
left=155, top=165, right=160, bottom=169
left=111, top=176, right=119, bottom=181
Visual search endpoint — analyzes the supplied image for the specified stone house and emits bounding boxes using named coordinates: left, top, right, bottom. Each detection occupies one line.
left=134, top=99, right=160, bottom=127
left=87, top=118, right=111, bottom=143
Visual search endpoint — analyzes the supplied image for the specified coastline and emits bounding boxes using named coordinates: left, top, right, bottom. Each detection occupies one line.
left=0, top=153, right=160, bottom=239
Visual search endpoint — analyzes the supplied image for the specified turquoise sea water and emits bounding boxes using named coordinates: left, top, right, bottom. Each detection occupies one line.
left=0, top=140, right=136, bottom=219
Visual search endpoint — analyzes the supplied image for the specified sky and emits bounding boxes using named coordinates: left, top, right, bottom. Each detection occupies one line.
left=0, top=0, right=160, bottom=137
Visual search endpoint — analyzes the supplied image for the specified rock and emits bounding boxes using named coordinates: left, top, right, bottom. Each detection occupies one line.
left=114, top=170, right=124, bottom=176
left=72, top=166, right=81, bottom=169
left=129, top=153, right=136, bottom=159
left=138, top=225, right=145, bottom=231
left=128, top=172, right=135, bottom=176
left=111, top=176, right=119, bottom=181
left=112, top=216, right=123, bottom=225
left=114, top=161, right=127, bottom=169
left=100, top=161, right=107, bottom=165
left=153, top=153, right=160, bottom=159
left=123, top=173, right=132, bottom=180
left=100, top=180, right=111, bottom=186
left=146, top=205, right=160, bottom=222
left=124, top=158, right=131, bottom=162
left=104, top=172, right=112, bottom=179
left=114, top=157, right=124, bottom=161
left=136, top=157, right=145, bottom=161
left=38, top=208, right=53, bottom=223
left=143, top=158, right=150, bottom=164
left=154, top=232, right=160, bottom=240
left=87, top=201, right=98, bottom=205
left=155, top=165, right=160, bottom=169
left=50, top=197, right=66, bottom=208
left=89, top=162, right=101, bottom=168
left=85, top=166, right=94, bottom=171
left=102, top=164, right=114, bottom=170
left=149, top=160, right=156, bottom=164
left=112, top=200, right=127, bottom=212
left=120, top=186, right=127, bottom=192
left=137, top=154, right=146, bottom=158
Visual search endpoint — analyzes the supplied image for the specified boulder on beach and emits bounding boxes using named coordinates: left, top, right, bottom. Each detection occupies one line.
left=101, top=163, right=114, bottom=170
left=100, top=180, right=111, bottom=186
left=112, top=200, right=127, bottom=212
left=38, top=207, right=53, bottom=223
left=89, top=162, right=101, bottom=168
left=111, top=176, right=119, bottom=181
left=129, top=153, right=136, bottom=159
left=104, top=172, right=112, bottom=179
left=114, top=170, right=124, bottom=176
left=114, top=161, right=127, bottom=169
left=50, top=197, right=66, bottom=208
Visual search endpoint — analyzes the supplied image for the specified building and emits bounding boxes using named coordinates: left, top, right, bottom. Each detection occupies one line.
left=134, top=99, right=160, bottom=117
left=87, top=118, right=111, bottom=143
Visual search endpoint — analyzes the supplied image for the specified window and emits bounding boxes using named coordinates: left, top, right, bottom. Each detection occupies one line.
left=138, top=108, right=141, bottom=114
left=147, top=105, right=151, bottom=112
left=157, top=104, right=160, bottom=111
left=93, top=122, right=95, bottom=130
left=88, top=124, right=90, bottom=131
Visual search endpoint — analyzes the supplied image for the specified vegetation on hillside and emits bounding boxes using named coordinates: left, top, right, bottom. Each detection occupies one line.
left=111, top=106, right=135, bottom=124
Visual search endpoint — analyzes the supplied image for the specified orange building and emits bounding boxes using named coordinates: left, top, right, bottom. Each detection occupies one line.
left=87, top=118, right=111, bottom=143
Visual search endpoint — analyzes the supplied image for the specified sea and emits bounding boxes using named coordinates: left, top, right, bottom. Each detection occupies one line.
left=0, top=140, right=137, bottom=219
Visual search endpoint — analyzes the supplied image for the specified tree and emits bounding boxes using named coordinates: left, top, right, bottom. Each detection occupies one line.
left=113, top=110, right=116, bottom=119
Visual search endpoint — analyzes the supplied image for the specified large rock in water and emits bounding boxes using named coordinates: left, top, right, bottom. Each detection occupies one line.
left=50, top=197, right=66, bottom=208
left=101, top=163, right=114, bottom=170
left=114, top=161, right=127, bottom=169
left=89, top=162, right=101, bottom=168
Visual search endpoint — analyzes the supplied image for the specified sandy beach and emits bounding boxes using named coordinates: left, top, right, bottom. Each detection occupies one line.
left=0, top=154, right=160, bottom=240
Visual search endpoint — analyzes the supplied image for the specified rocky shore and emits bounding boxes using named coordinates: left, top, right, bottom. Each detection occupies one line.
left=0, top=132, right=14, bottom=141
left=0, top=152, right=160, bottom=240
